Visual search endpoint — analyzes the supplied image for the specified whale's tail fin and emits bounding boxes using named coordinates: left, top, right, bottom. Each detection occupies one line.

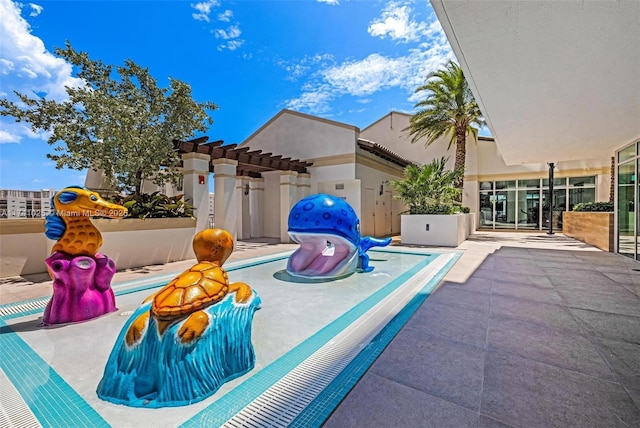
left=358, top=236, right=392, bottom=272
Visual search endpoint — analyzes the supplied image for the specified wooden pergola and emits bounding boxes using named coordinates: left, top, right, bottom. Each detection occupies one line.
left=173, top=137, right=313, bottom=178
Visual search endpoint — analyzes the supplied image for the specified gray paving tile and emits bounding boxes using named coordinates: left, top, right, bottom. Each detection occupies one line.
left=537, top=260, right=597, bottom=271
left=406, top=300, right=488, bottom=348
left=370, top=328, right=485, bottom=411
left=490, top=295, right=581, bottom=331
left=482, top=350, right=640, bottom=428
left=426, top=286, right=491, bottom=314
left=323, top=373, right=479, bottom=428
left=487, top=316, right=616, bottom=381
left=556, top=286, right=640, bottom=318
left=570, top=308, right=640, bottom=344
left=544, top=267, right=621, bottom=285
left=491, top=280, right=564, bottom=305
left=479, top=415, right=515, bottom=428
left=489, top=272, right=552, bottom=288
left=591, top=337, right=640, bottom=387
left=626, top=385, right=640, bottom=409
left=471, top=267, right=495, bottom=281
left=491, top=263, right=545, bottom=276
left=441, top=277, right=493, bottom=294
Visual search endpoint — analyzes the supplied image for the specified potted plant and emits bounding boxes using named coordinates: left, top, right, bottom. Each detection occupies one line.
left=391, top=157, right=469, bottom=246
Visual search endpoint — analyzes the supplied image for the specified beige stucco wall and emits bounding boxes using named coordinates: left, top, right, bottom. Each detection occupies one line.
left=262, top=171, right=282, bottom=239
left=241, top=109, right=359, bottom=160
left=0, top=218, right=196, bottom=277
left=362, top=112, right=612, bottom=211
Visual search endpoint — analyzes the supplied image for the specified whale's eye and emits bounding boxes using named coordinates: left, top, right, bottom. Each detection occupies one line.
left=356, top=223, right=360, bottom=233
left=90, top=195, right=98, bottom=201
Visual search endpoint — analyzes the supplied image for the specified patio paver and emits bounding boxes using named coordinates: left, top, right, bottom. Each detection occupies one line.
left=325, top=232, right=640, bottom=427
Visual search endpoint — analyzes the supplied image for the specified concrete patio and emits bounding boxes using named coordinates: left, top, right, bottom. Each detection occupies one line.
left=1, top=231, right=639, bottom=427
left=326, top=232, right=640, bottom=428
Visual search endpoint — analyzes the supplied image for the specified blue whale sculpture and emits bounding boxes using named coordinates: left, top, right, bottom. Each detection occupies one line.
left=286, top=193, right=391, bottom=279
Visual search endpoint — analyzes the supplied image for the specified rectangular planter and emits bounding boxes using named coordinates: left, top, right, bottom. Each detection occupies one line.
left=562, top=211, right=613, bottom=252
left=401, top=214, right=467, bottom=247
left=0, top=217, right=197, bottom=277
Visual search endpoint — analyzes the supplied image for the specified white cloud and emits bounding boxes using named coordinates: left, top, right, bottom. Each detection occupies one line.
left=0, top=0, right=83, bottom=143
left=278, top=53, right=334, bottom=82
left=285, top=6, right=453, bottom=113
left=0, top=129, right=20, bottom=143
left=218, top=10, right=233, bottom=22
left=317, top=0, right=339, bottom=5
left=191, top=0, right=219, bottom=22
left=218, top=39, right=244, bottom=51
left=368, top=2, right=427, bottom=43
left=28, top=3, right=42, bottom=16
left=286, top=84, right=335, bottom=115
left=214, top=25, right=241, bottom=40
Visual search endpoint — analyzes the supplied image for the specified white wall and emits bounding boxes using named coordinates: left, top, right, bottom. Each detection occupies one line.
left=308, top=164, right=356, bottom=193
left=241, top=109, right=359, bottom=160
left=361, top=112, right=459, bottom=170
left=262, top=172, right=281, bottom=238
left=317, top=179, right=362, bottom=220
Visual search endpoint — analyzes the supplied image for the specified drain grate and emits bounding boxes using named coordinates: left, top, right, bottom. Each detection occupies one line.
left=0, top=368, right=42, bottom=428
left=222, top=254, right=453, bottom=427
left=0, top=300, right=48, bottom=318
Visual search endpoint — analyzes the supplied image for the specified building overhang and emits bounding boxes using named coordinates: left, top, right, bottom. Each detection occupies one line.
left=431, top=0, right=640, bottom=165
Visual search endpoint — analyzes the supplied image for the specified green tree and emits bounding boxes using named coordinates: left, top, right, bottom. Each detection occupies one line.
left=391, top=157, right=464, bottom=214
left=407, top=60, right=485, bottom=191
left=0, top=41, right=217, bottom=196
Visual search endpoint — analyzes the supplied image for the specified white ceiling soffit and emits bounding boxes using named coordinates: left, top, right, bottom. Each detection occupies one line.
left=431, top=0, right=640, bottom=165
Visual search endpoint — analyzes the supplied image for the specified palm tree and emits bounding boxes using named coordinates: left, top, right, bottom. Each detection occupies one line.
left=407, top=60, right=485, bottom=190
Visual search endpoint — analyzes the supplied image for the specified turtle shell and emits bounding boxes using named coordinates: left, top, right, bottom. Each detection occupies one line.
left=151, top=262, right=229, bottom=320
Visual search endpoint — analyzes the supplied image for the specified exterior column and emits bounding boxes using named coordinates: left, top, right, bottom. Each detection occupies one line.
left=249, top=177, right=265, bottom=238
left=297, top=173, right=311, bottom=200
left=182, top=152, right=211, bottom=232
left=236, top=177, right=251, bottom=240
left=280, top=171, right=298, bottom=243
left=213, top=158, right=238, bottom=239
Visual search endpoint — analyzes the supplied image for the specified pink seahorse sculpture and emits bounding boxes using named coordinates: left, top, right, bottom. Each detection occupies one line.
left=43, top=186, right=127, bottom=325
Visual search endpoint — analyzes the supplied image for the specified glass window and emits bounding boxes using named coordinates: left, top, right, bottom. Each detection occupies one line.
left=618, top=161, right=636, bottom=258
left=495, top=190, right=516, bottom=229
left=618, top=161, right=635, bottom=185
left=479, top=192, right=493, bottom=228
left=517, top=188, right=540, bottom=229
left=619, top=144, right=636, bottom=163
left=479, top=181, right=493, bottom=191
left=542, top=177, right=567, bottom=187
left=569, top=176, right=596, bottom=187
left=518, top=179, right=540, bottom=189
left=569, top=188, right=596, bottom=211
left=495, top=180, right=516, bottom=190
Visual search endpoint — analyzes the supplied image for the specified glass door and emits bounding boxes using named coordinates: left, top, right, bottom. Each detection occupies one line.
left=618, top=160, right=635, bottom=258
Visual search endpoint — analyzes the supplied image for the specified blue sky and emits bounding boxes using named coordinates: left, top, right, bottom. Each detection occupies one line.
left=0, top=0, right=462, bottom=191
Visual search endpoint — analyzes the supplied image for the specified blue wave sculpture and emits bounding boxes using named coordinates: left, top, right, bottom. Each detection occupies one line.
left=286, top=193, right=391, bottom=279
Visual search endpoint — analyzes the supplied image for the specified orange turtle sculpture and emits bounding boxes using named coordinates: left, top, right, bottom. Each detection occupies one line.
left=126, top=228, right=254, bottom=345
left=98, top=228, right=261, bottom=408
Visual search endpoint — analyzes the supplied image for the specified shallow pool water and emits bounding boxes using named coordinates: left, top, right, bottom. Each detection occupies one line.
left=0, top=248, right=459, bottom=427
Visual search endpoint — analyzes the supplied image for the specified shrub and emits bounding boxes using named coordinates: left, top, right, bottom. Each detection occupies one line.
left=572, top=202, right=614, bottom=212
left=111, top=192, right=194, bottom=219
left=391, top=157, right=463, bottom=215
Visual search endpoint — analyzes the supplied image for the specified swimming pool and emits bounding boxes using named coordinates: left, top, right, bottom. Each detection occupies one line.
left=0, top=248, right=459, bottom=427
